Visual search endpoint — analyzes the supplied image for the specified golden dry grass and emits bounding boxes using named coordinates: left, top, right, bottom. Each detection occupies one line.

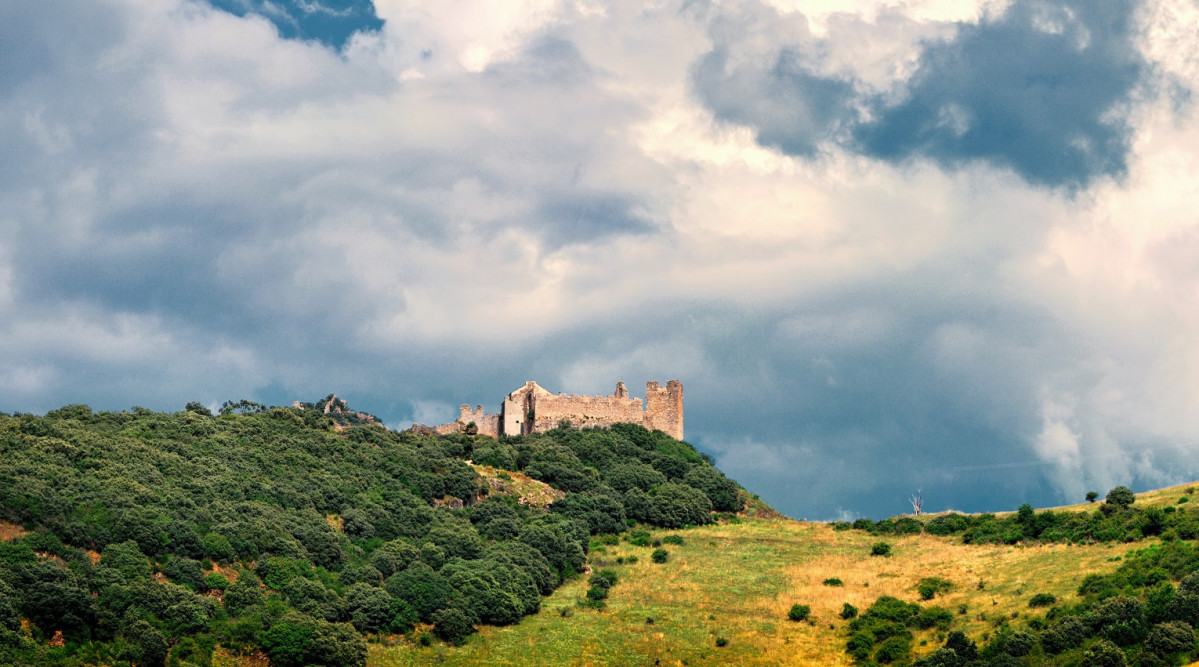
left=0, top=520, right=27, bottom=542
left=369, top=518, right=1146, bottom=666
left=471, top=464, right=565, bottom=507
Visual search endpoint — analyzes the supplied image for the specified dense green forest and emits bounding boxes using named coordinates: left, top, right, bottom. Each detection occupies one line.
left=0, top=400, right=750, bottom=666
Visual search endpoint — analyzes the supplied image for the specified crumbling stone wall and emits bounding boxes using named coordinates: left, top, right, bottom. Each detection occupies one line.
left=433, top=380, right=684, bottom=440
left=529, top=391, right=645, bottom=432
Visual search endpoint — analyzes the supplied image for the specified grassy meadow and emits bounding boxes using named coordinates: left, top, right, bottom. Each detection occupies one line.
left=368, top=518, right=1147, bottom=666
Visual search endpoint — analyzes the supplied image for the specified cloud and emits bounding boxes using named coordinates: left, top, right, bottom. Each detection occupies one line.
left=3, top=0, right=1199, bottom=521
left=855, top=0, right=1147, bottom=188
left=692, top=0, right=1149, bottom=188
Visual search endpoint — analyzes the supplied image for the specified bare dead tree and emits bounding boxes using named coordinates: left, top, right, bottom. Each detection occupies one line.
left=909, top=491, right=923, bottom=516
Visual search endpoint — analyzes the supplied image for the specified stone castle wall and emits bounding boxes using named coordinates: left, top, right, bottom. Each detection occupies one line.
left=529, top=393, right=645, bottom=433
left=433, top=380, right=683, bottom=440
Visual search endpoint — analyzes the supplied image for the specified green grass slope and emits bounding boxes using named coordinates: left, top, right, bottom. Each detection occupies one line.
left=371, top=519, right=1159, bottom=666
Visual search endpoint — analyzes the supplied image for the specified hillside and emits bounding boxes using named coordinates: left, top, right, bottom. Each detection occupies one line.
left=3, top=403, right=1199, bottom=666
left=0, top=402, right=757, bottom=666
left=370, top=521, right=1155, bottom=666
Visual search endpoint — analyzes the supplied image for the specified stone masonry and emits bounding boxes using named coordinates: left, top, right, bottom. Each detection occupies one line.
left=435, top=380, right=683, bottom=441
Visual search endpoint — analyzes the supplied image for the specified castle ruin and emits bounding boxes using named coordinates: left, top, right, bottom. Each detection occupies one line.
left=435, top=380, right=683, bottom=441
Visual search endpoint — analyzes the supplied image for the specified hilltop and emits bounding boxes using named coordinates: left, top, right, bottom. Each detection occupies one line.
left=0, top=400, right=761, bottom=666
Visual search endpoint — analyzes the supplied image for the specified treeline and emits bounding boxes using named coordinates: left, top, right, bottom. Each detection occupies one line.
left=0, top=402, right=746, bottom=666
left=838, top=487, right=1199, bottom=546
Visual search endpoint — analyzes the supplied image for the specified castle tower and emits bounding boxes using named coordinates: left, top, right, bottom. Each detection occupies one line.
left=644, top=380, right=683, bottom=440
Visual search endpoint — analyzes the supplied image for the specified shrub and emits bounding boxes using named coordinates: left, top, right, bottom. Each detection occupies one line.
left=944, top=630, right=978, bottom=661
left=661, top=534, right=685, bottom=546
left=1028, top=592, right=1056, bottom=608
left=431, top=607, right=476, bottom=646
left=649, top=483, right=713, bottom=528
left=875, top=635, right=912, bottom=664
left=1145, top=621, right=1195, bottom=658
left=1092, top=596, right=1148, bottom=647
left=840, top=603, right=858, bottom=620
left=715, top=636, right=728, bottom=647
left=588, top=569, right=618, bottom=590
left=847, top=631, right=874, bottom=661
left=913, top=606, right=953, bottom=631
left=788, top=604, right=811, bottom=622
left=916, top=577, right=953, bottom=600
left=1106, top=486, right=1136, bottom=509
left=651, top=549, right=669, bottom=564
left=871, top=542, right=892, bottom=557
left=586, top=586, right=608, bottom=601
left=823, top=578, right=844, bottom=587
left=1082, top=639, right=1127, bottom=667
left=987, top=630, right=1034, bottom=657
left=1041, top=616, right=1088, bottom=654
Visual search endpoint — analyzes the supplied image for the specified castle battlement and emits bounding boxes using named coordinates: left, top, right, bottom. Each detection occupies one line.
left=434, top=380, right=683, bottom=440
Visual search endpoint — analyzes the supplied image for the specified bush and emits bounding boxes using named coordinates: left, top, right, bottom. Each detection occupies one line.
left=987, top=630, right=1035, bottom=657
left=1028, top=592, right=1056, bottom=607
left=1082, top=639, right=1127, bottom=667
left=913, top=606, right=953, bottom=631
left=871, top=542, right=892, bottom=557
left=431, top=607, right=476, bottom=646
left=661, top=534, right=685, bottom=546
left=1106, top=486, right=1136, bottom=509
left=1040, top=616, right=1088, bottom=654
left=822, top=578, right=844, bottom=587
left=875, top=635, right=912, bottom=664
left=651, top=549, right=669, bottom=564
left=1145, top=621, right=1195, bottom=658
left=788, top=604, right=811, bottom=622
left=840, top=603, right=858, bottom=620
left=588, top=569, right=618, bottom=590
left=648, top=483, right=713, bottom=528
left=205, top=572, right=230, bottom=590
left=1092, top=596, right=1148, bottom=647
left=916, top=577, right=953, bottom=600
left=715, top=636, right=728, bottom=647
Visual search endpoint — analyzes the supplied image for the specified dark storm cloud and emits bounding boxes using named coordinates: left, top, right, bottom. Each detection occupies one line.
left=692, top=0, right=1149, bottom=188
left=205, top=0, right=383, bottom=49
left=855, top=0, right=1147, bottom=188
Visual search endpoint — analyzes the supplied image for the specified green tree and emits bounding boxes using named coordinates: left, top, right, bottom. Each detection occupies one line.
left=345, top=583, right=393, bottom=633
left=682, top=466, right=741, bottom=512
left=1082, top=639, right=1127, bottom=667
left=1106, top=486, right=1136, bottom=509
left=431, top=606, right=475, bottom=645
left=648, top=483, right=712, bottom=528
left=384, top=563, right=452, bottom=622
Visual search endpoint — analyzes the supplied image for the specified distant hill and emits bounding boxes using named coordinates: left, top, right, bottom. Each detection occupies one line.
left=0, top=401, right=762, bottom=666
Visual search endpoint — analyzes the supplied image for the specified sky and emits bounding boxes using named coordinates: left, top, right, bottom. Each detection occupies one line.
left=4, top=0, right=1199, bottom=520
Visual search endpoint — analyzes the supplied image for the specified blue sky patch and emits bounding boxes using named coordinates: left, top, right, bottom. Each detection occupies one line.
left=205, top=0, right=382, bottom=49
